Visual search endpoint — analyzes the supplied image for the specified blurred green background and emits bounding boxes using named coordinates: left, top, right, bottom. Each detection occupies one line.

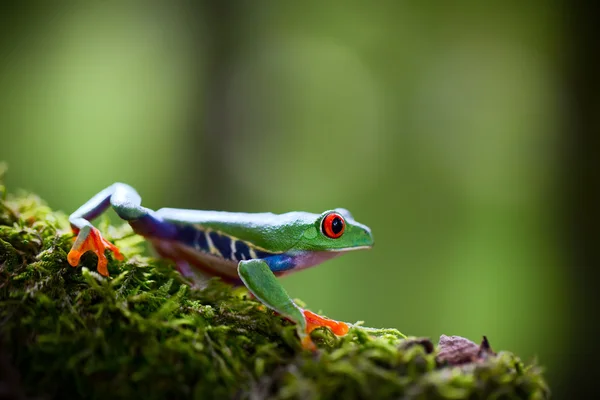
left=0, top=2, right=579, bottom=397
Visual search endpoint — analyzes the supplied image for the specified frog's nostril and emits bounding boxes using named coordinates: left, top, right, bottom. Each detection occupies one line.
left=362, top=229, right=374, bottom=247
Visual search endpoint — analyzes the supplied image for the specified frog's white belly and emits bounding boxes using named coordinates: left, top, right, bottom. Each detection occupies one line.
left=150, top=239, right=242, bottom=284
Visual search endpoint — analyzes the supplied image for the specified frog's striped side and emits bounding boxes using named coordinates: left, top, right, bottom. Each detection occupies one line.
left=176, top=224, right=275, bottom=262
left=149, top=222, right=283, bottom=284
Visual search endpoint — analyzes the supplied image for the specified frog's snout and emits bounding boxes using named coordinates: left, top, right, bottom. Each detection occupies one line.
left=360, top=227, right=375, bottom=248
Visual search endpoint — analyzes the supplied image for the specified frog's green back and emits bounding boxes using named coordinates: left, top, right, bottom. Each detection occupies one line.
left=156, top=208, right=373, bottom=254
left=156, top=209, right=315, bottom=253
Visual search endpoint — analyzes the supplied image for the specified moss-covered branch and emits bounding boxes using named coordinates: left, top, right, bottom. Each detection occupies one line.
left=0, top=181, right=550, bottom=399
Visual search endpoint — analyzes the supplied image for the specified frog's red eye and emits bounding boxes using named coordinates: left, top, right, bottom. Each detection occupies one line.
left=322, top=212, right=345, bottom=239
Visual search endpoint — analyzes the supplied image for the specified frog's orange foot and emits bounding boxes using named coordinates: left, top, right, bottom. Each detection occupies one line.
left=301, top=309, right=349, bottom=350
left=303, top=309, right=349, bottom=336
left=67, top=226, right=123, bottom=277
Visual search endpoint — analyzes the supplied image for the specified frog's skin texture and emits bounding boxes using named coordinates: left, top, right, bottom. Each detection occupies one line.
left=67, top=183, right=374, bottom=349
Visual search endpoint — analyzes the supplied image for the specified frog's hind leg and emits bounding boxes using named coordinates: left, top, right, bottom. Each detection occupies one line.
left=173, top=259, right=211, bottom=289
left=238, top=259, right=349, bottom=350
left=68, top=183, right=177, bottom=276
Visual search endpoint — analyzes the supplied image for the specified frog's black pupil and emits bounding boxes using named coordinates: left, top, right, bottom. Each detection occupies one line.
left=331, top=217, right=343, bottom=235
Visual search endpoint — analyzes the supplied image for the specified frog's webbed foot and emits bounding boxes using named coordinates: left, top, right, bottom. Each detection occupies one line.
left=301, top=309, right=349, bottom=350
left=67, top=225, right=123, bottom=276
left=302, top=309, right=349, bottom=336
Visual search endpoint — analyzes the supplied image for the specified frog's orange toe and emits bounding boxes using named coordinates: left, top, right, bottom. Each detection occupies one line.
left=68, top=227, right=123, bottom=277
left=301, top=334, right=317, bottom=351
left=67, top=247, right=83, bottom=268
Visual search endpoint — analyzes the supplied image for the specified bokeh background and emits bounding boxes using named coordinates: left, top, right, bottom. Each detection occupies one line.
left=1, top=2, right=597, bottom=398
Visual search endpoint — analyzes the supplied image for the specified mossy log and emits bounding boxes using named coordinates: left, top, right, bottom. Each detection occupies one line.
left=0, top=180, right=550, bottom=399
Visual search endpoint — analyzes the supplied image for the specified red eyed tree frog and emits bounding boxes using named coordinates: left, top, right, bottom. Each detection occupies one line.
left=67, top=183, right=374, bottom=349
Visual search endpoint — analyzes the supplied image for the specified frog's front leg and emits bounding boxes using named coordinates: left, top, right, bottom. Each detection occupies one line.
left=68, top=183, right=176, bottom=276
left=238, top=259, right=349, bottom=350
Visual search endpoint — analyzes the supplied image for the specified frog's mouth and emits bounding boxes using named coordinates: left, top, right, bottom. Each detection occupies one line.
left=326, top=245, right=373, bottom=252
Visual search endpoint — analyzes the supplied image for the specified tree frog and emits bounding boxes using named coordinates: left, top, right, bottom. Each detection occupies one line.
left=67, top=183, right=374, bottom=349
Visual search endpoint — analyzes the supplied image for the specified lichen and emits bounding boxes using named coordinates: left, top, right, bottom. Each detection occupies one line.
left=0, top=179, right=550, bottom=399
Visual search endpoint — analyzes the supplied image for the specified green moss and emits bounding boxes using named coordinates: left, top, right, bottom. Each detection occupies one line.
left=0, top=180, right=550, bottom=399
